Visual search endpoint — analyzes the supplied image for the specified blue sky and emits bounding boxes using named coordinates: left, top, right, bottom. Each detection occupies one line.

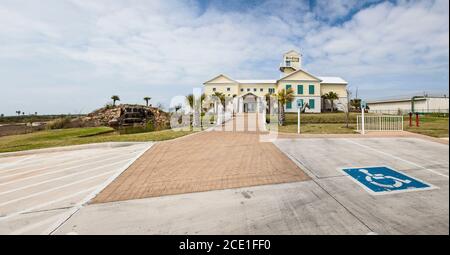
left=0, top=0, right=448, bottom=115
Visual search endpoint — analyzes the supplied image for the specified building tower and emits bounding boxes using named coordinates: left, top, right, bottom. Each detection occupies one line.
left=279, top=50, right=302, bottom=76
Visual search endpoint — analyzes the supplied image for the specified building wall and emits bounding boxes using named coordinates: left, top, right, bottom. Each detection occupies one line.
left=319, top=83, right=348, bottom=112
left=238, top=84, right=277, bottom=97
left=284, top=96, right=321, bottom=113
left=368, top=98, right=449, bottom=114
left=320, top=84, right=347, bottom=98
left=367, top=100, right=413, bottom=114
left=425, top=98, right=449, bottom=112
left=204, top=83, right=239, bottom=97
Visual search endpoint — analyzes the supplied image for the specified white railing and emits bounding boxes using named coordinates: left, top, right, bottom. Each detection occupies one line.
left=357, top=115, right=404, bottom=132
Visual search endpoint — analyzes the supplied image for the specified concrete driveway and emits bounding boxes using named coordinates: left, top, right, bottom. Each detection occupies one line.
left=54, top=135, right=448, bottom=235
left=0, top=142, right=152, bottom=234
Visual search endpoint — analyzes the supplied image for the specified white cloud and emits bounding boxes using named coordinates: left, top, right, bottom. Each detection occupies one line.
left=0, top=0, right=448, bottom=115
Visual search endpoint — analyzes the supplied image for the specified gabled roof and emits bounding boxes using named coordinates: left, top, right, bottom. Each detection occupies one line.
left=284, top=50, right=300, bottom=56
left=278, top=68, right=322, bottom=82
left=318, top=76, right=348, bottom=84
left=203, top=74, right=238, bottom=84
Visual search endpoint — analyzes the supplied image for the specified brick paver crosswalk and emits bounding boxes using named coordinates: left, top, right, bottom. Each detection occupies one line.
left=92, top=130, right=309, bottom=203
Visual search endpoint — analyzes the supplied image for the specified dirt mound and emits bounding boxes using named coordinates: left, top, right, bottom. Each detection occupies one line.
left=79, top=104, right=170, bottom=129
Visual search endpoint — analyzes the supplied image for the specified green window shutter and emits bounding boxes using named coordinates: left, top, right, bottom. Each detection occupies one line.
left=286, top=84, right=291, bottom=90
left=309, top=85, right=315, bottom=94
left=297, top=85, right=303, bottom=95
left=286, top=101, right=292, bottom=109
left=309, top=99, right=315, bottom=109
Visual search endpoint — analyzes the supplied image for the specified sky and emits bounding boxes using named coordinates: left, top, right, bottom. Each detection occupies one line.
left=0, top=0, right=448, bottom=115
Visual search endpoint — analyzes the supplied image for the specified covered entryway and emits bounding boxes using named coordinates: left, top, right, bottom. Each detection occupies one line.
left=242, top=93, right=257, bottom=113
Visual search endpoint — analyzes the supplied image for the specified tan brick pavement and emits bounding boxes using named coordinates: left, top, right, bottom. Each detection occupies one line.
left=92, top=131, right=309, bottom=203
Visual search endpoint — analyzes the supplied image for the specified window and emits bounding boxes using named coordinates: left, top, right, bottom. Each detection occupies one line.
left=286, top=101, right=292, bottom=109
left=260, top=88, right=264, bottom=92
left=309, top=99, right=315, bottom=109
left=212, top=88, right=216, bottom=92
left=309, top=85, right=315, bottom=95
left=297, top=85, right=303, bottom=95
left=286, top=84, right=292, bottom=91
left=247, top=88, right=250, bottom=92
left=253, top=88, right=257, bottom=92
left=227, top=87, right=231, bottom=91
left=286, top=60, right=291, bottom=67
left=240, top=88, right=244, bottom=92
left=268, top=88, right=275, bottom=94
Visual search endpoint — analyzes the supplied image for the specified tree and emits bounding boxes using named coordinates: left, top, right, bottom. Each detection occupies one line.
left=277, top=88, right=295, bottom=125
left=111, top=95, right=120, bottom=106
left=186, top=93, right=206, bottom=109
left=143, top=97, right=151, bottom=107
left=186, top=93, right=206, bottom=127
left=350, top=98, right=361, bottom=111
left=16, top=110, right=21, bottom=116
left=212, top=92, right=226, bottom=113
left=322, top=92, right=339, bottom=112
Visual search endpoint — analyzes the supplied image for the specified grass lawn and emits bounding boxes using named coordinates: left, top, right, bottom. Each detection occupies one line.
left=0, top=127, right=195, bottom=153
left=284, top=112, right=360, bottom=124
left=405, top=116, right=448, bottom=138
left=275, top=112, right=358, bottom=134
left=277, top=123, right=357, bottom=134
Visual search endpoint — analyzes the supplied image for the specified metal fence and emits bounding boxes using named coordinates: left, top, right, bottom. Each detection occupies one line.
left=357, top=115, right=404, bottom=132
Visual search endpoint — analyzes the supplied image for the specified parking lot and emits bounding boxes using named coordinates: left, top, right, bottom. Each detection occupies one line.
left=0, top=142, right=152, bottom=234
left=53, top=135, right=448, bottom=235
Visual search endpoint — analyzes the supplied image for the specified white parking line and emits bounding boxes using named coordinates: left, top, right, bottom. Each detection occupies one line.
left=0, top=150, right=140, bottom=185
left=0, top=158, right=131, bottom=196
left=0, top=187, right=96, bottom=221
left=345, top=139, right=449, bottom=179
left=46, top=142, right=153, bottom=235
left=0, top=155, right=37, bottom=169
left=0, top=169, right=118, bottom=208
left=0, top=146, right=139, bottom=176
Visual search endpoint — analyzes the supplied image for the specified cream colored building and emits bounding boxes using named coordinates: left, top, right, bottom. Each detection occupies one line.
left=203, top=50, right=348, bottom=113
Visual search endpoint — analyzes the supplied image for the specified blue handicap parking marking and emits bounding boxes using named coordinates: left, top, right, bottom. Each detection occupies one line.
left=342, top=166, right=434, bottom=195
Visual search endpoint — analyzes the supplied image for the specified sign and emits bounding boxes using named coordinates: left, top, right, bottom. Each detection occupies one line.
left=360, top=100, right=367, bottom=109
left=296, top=99, right=303, bottom=109
left=342, top=166, right=435, bottom=195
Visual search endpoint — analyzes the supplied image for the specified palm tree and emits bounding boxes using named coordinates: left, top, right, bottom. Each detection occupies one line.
left=277, top=88, right=295, bottom=125
left=111, top=95, right=120, bottom=106
left=186, top=93, right=206, bottom=127
left=322, top=92, right=339, bottom=112
left=186, top=93, right=206, bottom=109
left=143, top=97, right=151, bottom=107
left=212, top=92, right=226, bottom=112
left=16, top=110, right=21, bottom=116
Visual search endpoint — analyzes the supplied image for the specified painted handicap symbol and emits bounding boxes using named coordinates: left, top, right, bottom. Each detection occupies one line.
left=359, top=169, right=411, bottom=189
left=342, top=166, right=435, bottom=195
